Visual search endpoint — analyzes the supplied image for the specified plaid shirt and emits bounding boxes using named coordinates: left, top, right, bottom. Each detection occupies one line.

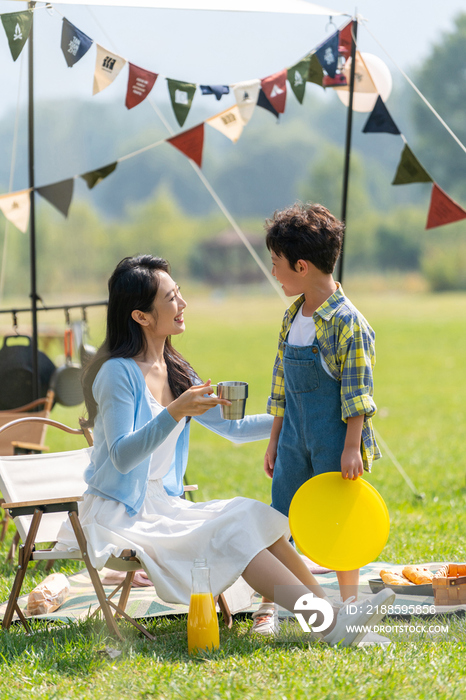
left=267, top=285, right=381, bottom=471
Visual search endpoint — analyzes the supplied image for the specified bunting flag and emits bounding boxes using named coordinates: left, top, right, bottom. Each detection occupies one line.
left=426, top=184, right=466, bottom=229
left=363, top=96, right=400, bottom=135
left=200, top=85, right=230, bottom=101
left=93, top=45, right=127, bottom=95
left=37, top=179, right=74, bottom=218
left=61, top=17, right=93, bottom=67
left=81, top=162, right=118, bottom=189
left=315, top=30, right=339, bottom=78
left=392, top=144, right=433, bottom=185
left=257, top=88, right=279, bottom=118
left=126, top=63, right=158, bottom=109
left=0, top=189, right=31, bottom=233
left=261, top=69, right=287, bottom=114
left=308, top=52, right=324, bottom=87
left=338, top=20, right=353, bottom=60
left=167, top=123, right=204, bottom=169
left=233, top=79, right=261, bottom=125
left=287, top=57, right=310, bottom=104
left=167, top=79, right=197, bottom=127
left=1, top=11, right=33, bottom=62
left=206, top=105, right=244, bottom=143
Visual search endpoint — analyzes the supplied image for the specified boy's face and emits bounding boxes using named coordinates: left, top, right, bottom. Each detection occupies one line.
left=270, top=251, right=306, bottom=297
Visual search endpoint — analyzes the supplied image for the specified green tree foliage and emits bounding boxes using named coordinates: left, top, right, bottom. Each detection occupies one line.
left=411, top=13, right=466, bottom=197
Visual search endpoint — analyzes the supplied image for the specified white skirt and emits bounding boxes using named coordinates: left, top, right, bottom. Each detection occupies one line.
left=56, top=479, right=290, bottom=607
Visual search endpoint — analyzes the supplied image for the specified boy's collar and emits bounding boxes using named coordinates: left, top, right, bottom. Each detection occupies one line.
left=286, top=284, right=345, bottom=322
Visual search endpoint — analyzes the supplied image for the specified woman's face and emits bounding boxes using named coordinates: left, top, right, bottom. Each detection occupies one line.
left=149, top=271, right=187, bottom=337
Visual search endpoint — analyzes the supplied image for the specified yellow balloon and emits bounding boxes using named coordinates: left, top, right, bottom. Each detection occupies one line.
left=289, top=473, right=390, bottom=571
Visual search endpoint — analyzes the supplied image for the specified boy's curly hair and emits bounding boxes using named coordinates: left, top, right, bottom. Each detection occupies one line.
left=265, top=202, right=345, bottom=274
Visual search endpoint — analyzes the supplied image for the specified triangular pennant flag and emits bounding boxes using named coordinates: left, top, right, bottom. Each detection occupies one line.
left=0, top=189, right=30, bottom=233
left=93, top=45, right=127, bottom=95
left=126, top=63, right=158, bottom=109
left=315, top=30, right=339, bottom=78
left=200, top=85, right=230, bottom=101
left=426, top=184, right=466, bottom=229
left=81, top=162, right=118, bottom=189
left=167, top=79, right=197, bottom=127
left=1, top=11, right=33, bottom=62
left=257, top=89, right=279, bottom=118
left=167, top=124, right=204, bottom=169
left=37, top=179, right=74, bottom=218
left=338, top=20, right=353, bottom=61
left=261, top=69, right=287, bottom=114
left=363, top=96, right=400, bottom=135
left=287, top=57, right=310, bottom=104
left=233, top=79, right=261, bottom=125
left=392, top=144, right=433, bottom=185
left=61, top=18, right=93, bottom=67
left=308, top=52, right=323, bottom=87
left=206, top=105, right=244, bottom=143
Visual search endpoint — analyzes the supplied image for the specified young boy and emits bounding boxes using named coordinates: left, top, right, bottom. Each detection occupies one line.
left=252, top=202, right=382, bottom=637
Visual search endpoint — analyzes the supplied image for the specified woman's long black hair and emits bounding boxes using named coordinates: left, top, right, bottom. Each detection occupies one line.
left=81, top=255, right=196, bottom=428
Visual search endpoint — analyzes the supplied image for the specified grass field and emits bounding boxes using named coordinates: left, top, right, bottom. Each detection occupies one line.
left=0, top=287, right=465, bottom=699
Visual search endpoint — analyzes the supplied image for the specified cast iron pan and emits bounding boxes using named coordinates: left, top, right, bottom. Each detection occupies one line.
left=52, top=328, right=84, bottom=406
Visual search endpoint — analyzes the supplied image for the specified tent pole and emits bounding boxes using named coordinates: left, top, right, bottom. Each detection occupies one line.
left=336, top=15, right=358, bottom=285
left=28, top=1, right=39, bottom=400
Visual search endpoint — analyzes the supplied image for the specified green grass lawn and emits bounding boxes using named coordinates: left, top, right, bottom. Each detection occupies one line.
left=0, top=288, right=465, bottom=699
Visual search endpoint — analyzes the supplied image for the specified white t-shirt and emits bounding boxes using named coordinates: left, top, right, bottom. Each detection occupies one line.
left=287, top=305, right=333, bottom=378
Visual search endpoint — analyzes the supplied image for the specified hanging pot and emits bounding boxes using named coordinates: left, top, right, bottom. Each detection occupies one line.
left=0, top=334, right=56, bottom=410
left=78, top=320, right=97, bottom=369
left=51, top=328, right=84, bottom=407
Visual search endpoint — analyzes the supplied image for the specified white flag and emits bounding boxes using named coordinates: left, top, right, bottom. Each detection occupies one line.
left=93, top=44, right=127, bottom=95
left=206, top=105, right=244, bottom=143
left=232, top=79, right=260, bottom=125
left=0, top=189, right=31, bottom=233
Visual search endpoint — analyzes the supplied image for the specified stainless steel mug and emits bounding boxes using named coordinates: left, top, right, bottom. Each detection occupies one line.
left=216, top=381, right=248, bottom=420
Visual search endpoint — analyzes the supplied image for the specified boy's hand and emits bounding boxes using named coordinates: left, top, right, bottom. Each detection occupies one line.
left=341, top=447, right=364, bottom=480
left=264, top=440, right=278, bottom=478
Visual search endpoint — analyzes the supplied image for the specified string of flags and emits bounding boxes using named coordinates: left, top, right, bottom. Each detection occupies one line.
left=0, top=8, right=464, bottom=233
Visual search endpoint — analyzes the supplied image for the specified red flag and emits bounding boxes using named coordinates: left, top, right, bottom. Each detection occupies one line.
left=338, top=20, right=353, bottom=60
left=261, top=69, right=287, bottom=114
left=167, top=123, right=204, bottom=168
left=426, top=184, right=466, bottom=229
left=126, top=63, right=158, bottom=109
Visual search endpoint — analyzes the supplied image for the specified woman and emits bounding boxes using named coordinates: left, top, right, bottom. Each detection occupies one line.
left=57, top=255, right=393, bottom=646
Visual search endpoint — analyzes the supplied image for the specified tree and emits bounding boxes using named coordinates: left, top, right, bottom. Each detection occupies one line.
left=411, top=13, right=466, bottom=197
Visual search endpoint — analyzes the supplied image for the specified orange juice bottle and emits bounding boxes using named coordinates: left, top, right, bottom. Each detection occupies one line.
left=187, top=559, right=219, bottom=654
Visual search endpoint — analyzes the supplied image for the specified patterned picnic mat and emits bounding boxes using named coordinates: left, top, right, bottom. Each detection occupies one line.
left=1, top=561, right=464, bottom=624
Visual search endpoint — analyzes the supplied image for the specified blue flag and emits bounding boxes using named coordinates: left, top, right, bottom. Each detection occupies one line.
left=61, top=18, right=93, bottom=67
left=315, top=31, right=339, bottom=79
left=363, top=96, right=400, bottom=135
left=257, top=88, right=279, bottom=119
left=200, top=85, right=230, bottom=101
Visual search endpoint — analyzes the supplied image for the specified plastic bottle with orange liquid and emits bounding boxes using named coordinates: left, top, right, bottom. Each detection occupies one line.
left=187, top=558, right=220, bottom=654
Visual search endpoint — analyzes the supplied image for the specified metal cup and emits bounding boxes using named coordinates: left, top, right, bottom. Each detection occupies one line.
left=216, top=381, right=248, bottom=420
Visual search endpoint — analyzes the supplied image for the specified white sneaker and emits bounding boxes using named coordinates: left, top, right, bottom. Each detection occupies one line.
left=251, top=604, right=279, bottom=636
left=358, top=631, right=391, bottom=648
left=323, top=588, right=395, bottom=648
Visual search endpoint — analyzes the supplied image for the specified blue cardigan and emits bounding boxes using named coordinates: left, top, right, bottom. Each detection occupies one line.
left=85, top=357, right=273, bottom=516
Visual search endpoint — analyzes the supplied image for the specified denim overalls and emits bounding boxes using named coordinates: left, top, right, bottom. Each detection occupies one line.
left=271, top=336, right=347, bottom=517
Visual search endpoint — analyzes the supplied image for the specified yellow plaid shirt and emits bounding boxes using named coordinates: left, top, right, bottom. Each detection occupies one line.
left=267, top=285, right=381, bottom=471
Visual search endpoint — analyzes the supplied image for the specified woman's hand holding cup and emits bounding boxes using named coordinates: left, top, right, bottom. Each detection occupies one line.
left=167, top=380, right=231, bottom=422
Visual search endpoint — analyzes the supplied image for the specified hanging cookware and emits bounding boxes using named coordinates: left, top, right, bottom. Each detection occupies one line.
left=77, top=314, right=97, bottom=369
left=51, top=328, right=84, bottom=407
left=0, top=334, right=56, bottom=410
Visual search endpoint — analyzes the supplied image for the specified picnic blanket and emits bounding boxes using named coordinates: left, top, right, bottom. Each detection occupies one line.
left=1, top=561, right=464, bottom=624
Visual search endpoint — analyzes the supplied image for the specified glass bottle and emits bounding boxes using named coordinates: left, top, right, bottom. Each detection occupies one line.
left=187, top=558, right=220, bottom=654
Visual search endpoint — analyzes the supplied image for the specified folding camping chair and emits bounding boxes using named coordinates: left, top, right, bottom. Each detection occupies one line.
left=0, top=416, right=232, bottom=641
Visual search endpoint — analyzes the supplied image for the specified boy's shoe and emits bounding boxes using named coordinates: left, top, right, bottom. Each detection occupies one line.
left=251, top=604, right=279, bottom=636
left=358, top=631, right=391, bottom=648
left=323, top=588, right=395, bottom=648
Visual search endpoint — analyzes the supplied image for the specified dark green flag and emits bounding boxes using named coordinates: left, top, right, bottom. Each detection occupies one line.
left=37, top=179, right=74, bottom=218
left=392, top=144, right=432, bottom=185
left=307, top=53, right=323, bottom=87
left=287, top=57, right=310, bottom=104
left=1, top=11, right=33, bottom=62
left=81, top=163, right=118, bottom=190
left=167, top=79, right=197, bottom=127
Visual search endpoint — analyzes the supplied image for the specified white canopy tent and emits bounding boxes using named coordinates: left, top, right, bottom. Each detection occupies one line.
left=12, top=0, right=346, bottom=15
